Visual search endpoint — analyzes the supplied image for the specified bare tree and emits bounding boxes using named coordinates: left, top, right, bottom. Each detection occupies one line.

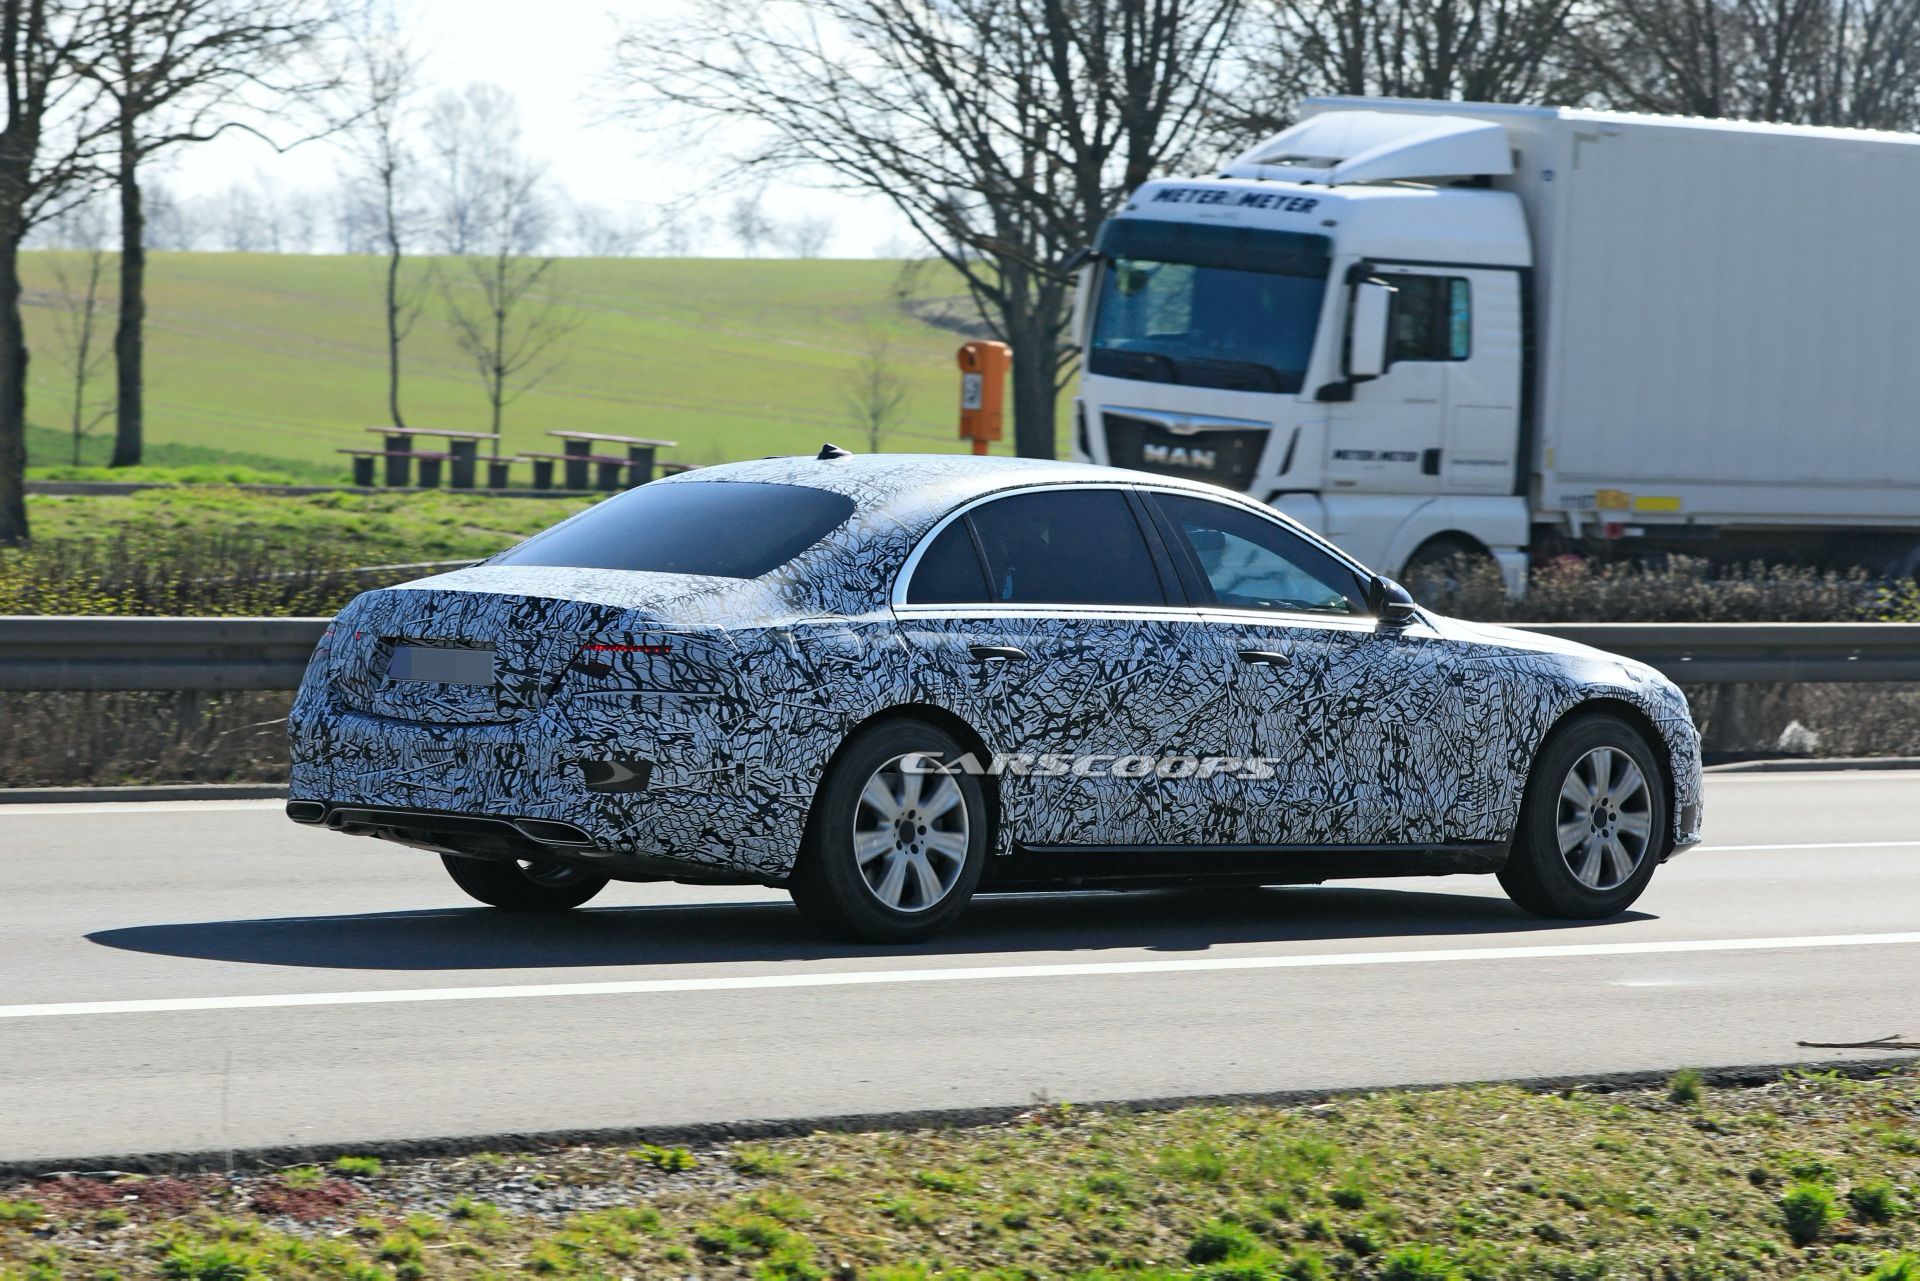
left=775, top=211, right=834, bottom=257
left=282, top=184, right=316, bottom=250
left=842, top=329, right=908, bottom=452
left=424, top=82, right=541, bottom=254
left=341, top=10, right=423, bottom=429
left=570, top=198, right=643, bottom=256
left=1249, top=0, right=1588, bottom=121
left=75, top=0, right=340, bottom=468
left=212, top=179, right=262, bottom=249
left=616, top=0, right=1250, bottom=458
left=726, top=189, right=771, bottom=255
left=44, top=198, right=113, bottom=464
left=440, top=135, right=577, bottom=452
left=0, top=0, right=110, bottom=545
left=141, top=178, right=194, bottom=248
left=1573, top=0, right=1920, bottom=128
left=331, top=179, right=379, bottom=253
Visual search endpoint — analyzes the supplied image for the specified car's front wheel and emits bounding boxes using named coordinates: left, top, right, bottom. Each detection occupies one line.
left=790, top=719, right=989, bottom=943
left=440, top=854, right=609, bottom=911
left=1499, top=713, right=1667, bottom=918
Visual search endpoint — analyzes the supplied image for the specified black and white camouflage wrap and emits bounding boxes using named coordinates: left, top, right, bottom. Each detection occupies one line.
left=287, top=455, right=1704, bottom=879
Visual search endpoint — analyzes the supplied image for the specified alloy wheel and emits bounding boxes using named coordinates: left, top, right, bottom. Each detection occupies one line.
left=851, top=752, right=971, bottom=913
left=1555, top=745, right=1654, bottom=891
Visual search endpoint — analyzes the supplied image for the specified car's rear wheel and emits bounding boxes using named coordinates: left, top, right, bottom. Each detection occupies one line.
left=440, top=853, right=610, bottom=911
left=1498, top=713, right=1667, bottom=918
left=790, top=719, right=988, bottom=942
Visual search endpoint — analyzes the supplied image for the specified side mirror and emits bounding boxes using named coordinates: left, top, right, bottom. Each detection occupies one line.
left=1346, top=280, right=1395, bottom=379
left=1367, top=574, right=1419, bottom=627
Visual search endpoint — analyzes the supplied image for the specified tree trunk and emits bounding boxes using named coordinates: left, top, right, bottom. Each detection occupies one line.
left=109, top=126, right=146, bottom=469
left=1002, top=276, right=1067, bottom=460
left=0, top=227, right=30, bottom=546
left=382, top=169, right=406, bottom=431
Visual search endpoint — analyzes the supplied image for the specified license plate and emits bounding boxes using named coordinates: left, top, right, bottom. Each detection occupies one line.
left=387, top=643, right=495, bottom=686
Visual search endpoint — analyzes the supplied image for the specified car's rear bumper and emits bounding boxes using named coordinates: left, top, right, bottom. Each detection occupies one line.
left=286, top=697, right=811, bottom=880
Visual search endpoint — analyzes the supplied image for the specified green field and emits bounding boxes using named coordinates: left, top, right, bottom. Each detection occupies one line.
left=18, top=252, right=1043, bottom=482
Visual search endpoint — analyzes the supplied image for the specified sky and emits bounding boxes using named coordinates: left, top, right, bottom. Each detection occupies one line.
left=160, top=0, right=913, bottom=256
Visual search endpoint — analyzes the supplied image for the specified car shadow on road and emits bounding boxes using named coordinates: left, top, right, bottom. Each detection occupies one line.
left=86, top=884, right=1655, bottom=972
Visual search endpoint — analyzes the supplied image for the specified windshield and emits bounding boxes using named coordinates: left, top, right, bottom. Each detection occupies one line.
left=1088, top=219, right=1331, bottom=394
left=492, top=481, right=856, bottom=579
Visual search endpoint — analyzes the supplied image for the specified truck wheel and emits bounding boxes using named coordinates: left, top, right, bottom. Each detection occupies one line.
left=440, top=854, right=609, bottom=911
left=1498, top=714, right=1668, bottom=919
left=790, top=719, right=989, bottom=943
left=1401, top=535, right=1492, bottom=599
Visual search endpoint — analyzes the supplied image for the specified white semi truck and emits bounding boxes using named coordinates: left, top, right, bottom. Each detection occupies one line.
left=1070, top=97, right=1920, bottom=591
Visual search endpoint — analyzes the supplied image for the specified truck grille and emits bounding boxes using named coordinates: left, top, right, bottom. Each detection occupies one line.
left=1103, top=413, right=1267, bottom=491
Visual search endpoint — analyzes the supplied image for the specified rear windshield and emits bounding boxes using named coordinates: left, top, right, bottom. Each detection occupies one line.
left=491, top=481, right=857, bottom=579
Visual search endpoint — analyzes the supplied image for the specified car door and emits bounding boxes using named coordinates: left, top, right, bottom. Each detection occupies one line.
left=892, top=484, right=1234, bottom=849
left=1142, top=489, right=1471, bottom=846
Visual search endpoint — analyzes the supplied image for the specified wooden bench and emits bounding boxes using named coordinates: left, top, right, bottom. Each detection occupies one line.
left=548, top=431, right=679, bottom=490
left=339, top=448, right=453, bottom=489
left=517, top=450, right=634, bottom=493
left=364, top=427, right=501, bottom=488
left=656, top=462, right=700, bottom=477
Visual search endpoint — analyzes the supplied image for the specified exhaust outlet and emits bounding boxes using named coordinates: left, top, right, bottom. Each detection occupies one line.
left=286, top=800, right=327, bottom=824
left=512, top=818, right=596, bottom=847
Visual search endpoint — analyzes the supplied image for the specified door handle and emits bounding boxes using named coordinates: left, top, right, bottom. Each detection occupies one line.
left=1237, top=649, right=1290, bottom=667
left=968, top=644, right=1028, bottom=663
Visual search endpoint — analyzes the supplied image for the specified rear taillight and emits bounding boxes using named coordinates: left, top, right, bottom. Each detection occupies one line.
left=572, top=640, right=672, bottom=680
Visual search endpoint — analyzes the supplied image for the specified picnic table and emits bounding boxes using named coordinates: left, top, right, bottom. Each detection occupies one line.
left=545, top=431, right=678, bottom=491
left=338, top=448, right=452, bottom=489
left=361, top=427, right=501, bottom=488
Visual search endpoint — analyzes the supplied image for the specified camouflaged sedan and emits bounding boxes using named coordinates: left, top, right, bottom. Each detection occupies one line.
left=286, top=449, right=1702, bottom=941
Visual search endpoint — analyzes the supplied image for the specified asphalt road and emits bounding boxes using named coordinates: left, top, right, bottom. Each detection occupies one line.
left=2, top=770, right=1917, bottom=1166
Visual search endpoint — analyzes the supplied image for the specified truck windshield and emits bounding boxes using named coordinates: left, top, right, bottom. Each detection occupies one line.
left=1088, top=219, right=1331, bottom=394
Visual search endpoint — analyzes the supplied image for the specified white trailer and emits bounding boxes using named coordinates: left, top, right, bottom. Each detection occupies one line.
left=1071, top=98, right=1920, bottom=589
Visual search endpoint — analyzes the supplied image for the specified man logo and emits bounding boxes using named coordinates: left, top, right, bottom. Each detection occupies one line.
left=1143, top=443, right=1217, bottom=471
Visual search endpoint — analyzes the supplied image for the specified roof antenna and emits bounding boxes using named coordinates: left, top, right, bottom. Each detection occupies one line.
left=817, top=442, right=853, bottom=460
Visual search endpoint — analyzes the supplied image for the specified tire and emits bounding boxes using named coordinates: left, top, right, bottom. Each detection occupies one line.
left=1499, top=713, right=1669, bottom=919
left=1401, top=535, right=1492, bottom=599
left=789, top=719, right=989, bottom=943
left=440, top=853, right=609, bottom=911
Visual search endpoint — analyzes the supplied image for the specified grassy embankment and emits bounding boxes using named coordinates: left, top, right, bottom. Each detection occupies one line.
left=3, top=1072, right=1919, bottom=1279
left=16, top=252, right=1044, bottom=484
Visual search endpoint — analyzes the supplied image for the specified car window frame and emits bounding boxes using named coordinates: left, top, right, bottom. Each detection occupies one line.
left=892, top=481, right=1187, bottom=615
left=1135, top=487, right=1379, bottom=625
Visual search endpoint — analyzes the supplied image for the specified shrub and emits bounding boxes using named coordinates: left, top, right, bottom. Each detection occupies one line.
left=1668, top=1067, right=1705, bottom=1105
left=330, top=1156, right=382, bottom=1178
left=1781, top=1181, right=1839, bottom=1245
left=1186, top=1219, right=1262, bottom=1264
left=1869, top=1254, right=1920, bottom=1281
left=630, top=1143, right=696, bottom=1171
left=1379, top=1244, right=1463, bottom=1281
left=1850, top=1178, right=1905, bottom=1224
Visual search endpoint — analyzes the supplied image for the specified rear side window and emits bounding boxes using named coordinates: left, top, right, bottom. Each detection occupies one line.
left=905, top=520, right=992, bottom=604
left=966, top=489, right=1165, bottom=607
left=492, top=481, right=855, bottom=579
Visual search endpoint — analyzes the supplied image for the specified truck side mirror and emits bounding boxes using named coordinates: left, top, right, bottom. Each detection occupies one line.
left=1346, top=280, right=1395, bottom=379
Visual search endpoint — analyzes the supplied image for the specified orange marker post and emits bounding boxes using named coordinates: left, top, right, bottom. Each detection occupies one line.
left=956, top=341, right=1010, bottom=456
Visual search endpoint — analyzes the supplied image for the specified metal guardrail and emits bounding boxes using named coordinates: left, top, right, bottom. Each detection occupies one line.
left=0, top=616, right=1916, bottom=693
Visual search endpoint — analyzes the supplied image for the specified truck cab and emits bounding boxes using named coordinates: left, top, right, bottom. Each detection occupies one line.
left=1073, top=108, right=1534, bottom=591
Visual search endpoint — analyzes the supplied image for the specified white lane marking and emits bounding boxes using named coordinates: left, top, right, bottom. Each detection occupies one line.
left=1698, top=841, right=1920, bottom=852
left=0, top=800, right=287, bottom=817
left=7, top=931, right=1920, bottom=1022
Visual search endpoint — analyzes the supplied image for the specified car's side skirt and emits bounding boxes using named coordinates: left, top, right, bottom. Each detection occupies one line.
left=986, top=841, right=1510, bottom=892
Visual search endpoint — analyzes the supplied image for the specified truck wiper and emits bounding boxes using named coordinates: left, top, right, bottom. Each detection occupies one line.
left=1090, top=347, right=1181, bottom=384
left=1176, top=357, right=1287, bottom=392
